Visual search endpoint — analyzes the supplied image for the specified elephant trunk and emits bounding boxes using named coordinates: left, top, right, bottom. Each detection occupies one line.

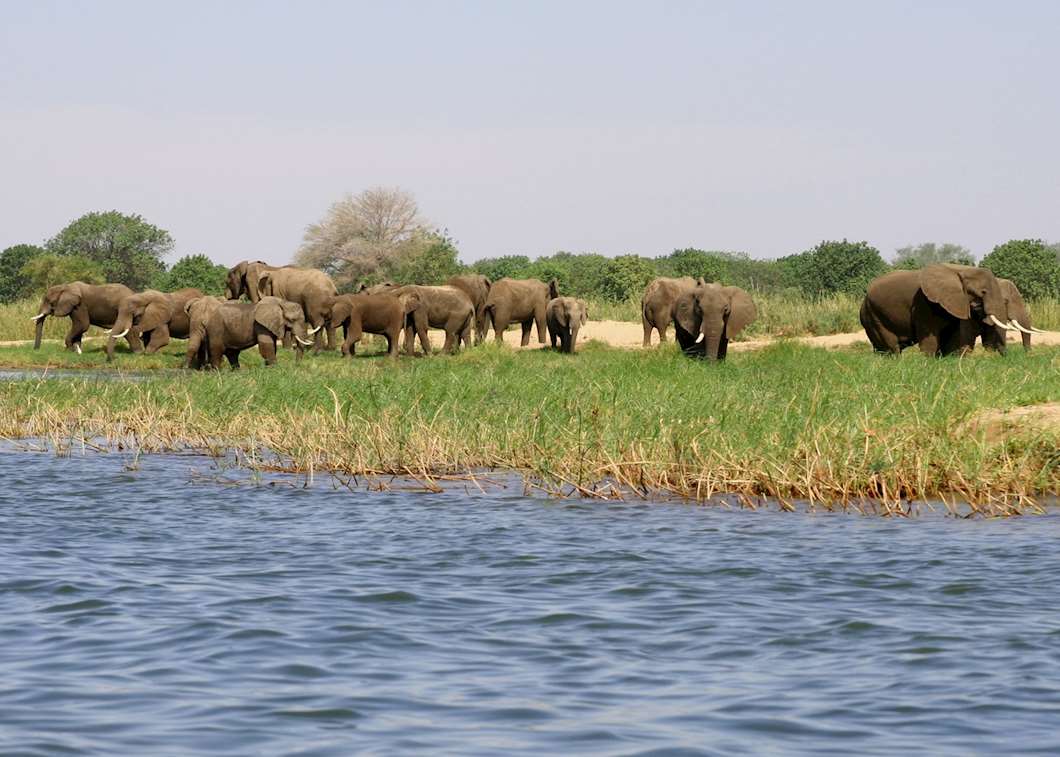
left=33, top=314, right=46, bottom=349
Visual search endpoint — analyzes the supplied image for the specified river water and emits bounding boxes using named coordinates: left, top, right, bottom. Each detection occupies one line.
left=2, top=449, right=1060, bottom=755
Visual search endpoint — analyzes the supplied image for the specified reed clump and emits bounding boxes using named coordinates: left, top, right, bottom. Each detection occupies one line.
left=0, top=340, right=1056, bottom=516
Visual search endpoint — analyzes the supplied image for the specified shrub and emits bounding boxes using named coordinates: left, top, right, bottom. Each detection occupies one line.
left=0, top=244, right=45, bottom=302
left=599, top=254, right=656, bottom=302
left=45, top=210, right=172, bottom=290
left=154, top=254, right=229, bottom=295
left=20, top=254, right=105, bottom=295
left=779, top=240, right=888, bottom=297
left=980, top=239, right=1060, bottom=300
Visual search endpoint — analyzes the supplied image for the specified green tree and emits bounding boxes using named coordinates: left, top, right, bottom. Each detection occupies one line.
left=382, top=231, right=464, bottom=285
left=20, top=254, right=105, bottom=295
left=154, top=254, right=229, bottom=295
left=980, top=239, right=1060, bottom=300
left=657, top=248, right=728, bottom=281
left=599, top=254, right=656, bottom=302
left=470, top=255, right=532, bottom=281
left=0, top=244, right=45, bottom=302
left=893, top=242, right=975, bottom=269
left=780, top=240, right=887, bottom=297
left=45, top=211, right=173, bottom=290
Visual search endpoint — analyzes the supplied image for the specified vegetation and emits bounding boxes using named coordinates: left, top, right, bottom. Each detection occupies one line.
left=45, top=211, right=173, bottom=290
left=893, top=242, right=975, bottom=269
left=980, top=239, right=1060, bottom=300
left=0, top=340, right=1055, bottom=516
left=153, top=254, right=230, bottom=295
left=0, top=244, right=45, bottom=301
left=20, top=254, right=105, bottom=294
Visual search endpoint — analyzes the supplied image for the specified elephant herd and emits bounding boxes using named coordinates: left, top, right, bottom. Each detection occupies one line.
left=28, top=261, right=593, bottom=368
left=28, top=261, right=1044, bottom=367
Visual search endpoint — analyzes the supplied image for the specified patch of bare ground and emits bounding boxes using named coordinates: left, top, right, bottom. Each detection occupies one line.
left=967, top=403, right=1060, bottom=444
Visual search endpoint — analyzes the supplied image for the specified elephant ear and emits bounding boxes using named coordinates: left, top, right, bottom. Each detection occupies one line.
left=673, top=290, right=701, bottom=336
left=254, top=299, right=285, bottom=337
left=482, top=276, right=492, bottom=290
left=184, top=298, right=198, bottom=316
left=920, top=265, right=970, bottom=320
left=140, top=300, right=171, bottom=331
left=579, top=299, right=588, bottom=325
left=257, top=271, right=274, bottom=298
left=56, top=284, right=82, bottom=314
left=399, top=292, right=420, bottom=314
left=548, top=279, right=559, bottom=299
left=724, top=287, right=757, bottom=339
left=281, top=300, right=304, bottom=326
left=1000, top=279, right=1026, bottom=320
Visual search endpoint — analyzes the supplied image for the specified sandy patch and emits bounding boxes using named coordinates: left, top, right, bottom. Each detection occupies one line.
left=966, top=402, right=1060, bottom=443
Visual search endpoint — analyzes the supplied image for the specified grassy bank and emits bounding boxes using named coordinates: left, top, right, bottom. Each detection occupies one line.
left=0, top=340, right=1056, bottom=515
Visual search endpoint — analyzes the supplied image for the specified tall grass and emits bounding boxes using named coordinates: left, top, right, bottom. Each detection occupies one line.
left=0, top=340, right=1056, bottom=514
left=0, top=299, right=108, bottom=343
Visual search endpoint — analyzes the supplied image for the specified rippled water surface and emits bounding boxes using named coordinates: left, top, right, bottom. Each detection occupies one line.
left=3, top=450, right=1060, bottom=755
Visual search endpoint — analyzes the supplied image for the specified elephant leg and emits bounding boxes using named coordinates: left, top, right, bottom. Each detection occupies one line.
left=225, top=348, right=240, bottom=370
left=718, top=337, right=729, bottom=360
left=549, top=323, right=558, bottom=349
left=534, top=305, right=547, bottom=344
left=520, top=319, right=532, bottom=347
left=67, top=311, right=90, bottom=352
left=642, top=318, right=652, bottom=347
left=344, top=322, right=362, bottom=357
left=657, top=322, right=669, bottom=344
left=257, top=333, right=280, bottom=365
left=442, top=327, right=457, bottom=354
left=144, top=325, right=171, bottom=354
left=918, top=334, right=941, bottom=357
left=491, top=308, right=510, bottom=345
left=417, top=321, right=431, bottom=355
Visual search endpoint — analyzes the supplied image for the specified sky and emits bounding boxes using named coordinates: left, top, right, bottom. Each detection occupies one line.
left=2, top=1, right=1059, bottom=267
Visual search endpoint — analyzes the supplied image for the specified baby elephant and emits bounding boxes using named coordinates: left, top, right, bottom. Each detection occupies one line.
left=326, top=291, right=420, bottom=358
left=204, top=296, right=313, bottom=370
left=546, top=297, right=588, bottom=353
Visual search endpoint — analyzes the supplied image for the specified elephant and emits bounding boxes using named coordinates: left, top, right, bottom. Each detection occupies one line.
left=105, top=288, right=203, bottom=361
left=225, top=260, right=287, bottom=303
left=446, top=274, right=492, bottom=344
left=672, top=280, right=757, bottom=360
left=483, top=278, right=559, bottom=346
left=183, top=296, right=227, bottom=369
left=325, top=291, right=421, bottom=358
left=546, top=297, right=588, bottom=353
left=860, top=264, right=1025, bottom=356
left=257, top=267, right=339, bottom=352
left=976, top=278, right=1043, bottom=352
left=31, top=281, right=142, bottom=354
left=202, top=296, right=314, bottom=370
left=641, top=277, right=697, bottom=347
left=362, top=283, right=474, bottom=355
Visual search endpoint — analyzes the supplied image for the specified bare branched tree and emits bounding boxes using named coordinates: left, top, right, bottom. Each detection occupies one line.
left=296, top=187, right=427, bottom=286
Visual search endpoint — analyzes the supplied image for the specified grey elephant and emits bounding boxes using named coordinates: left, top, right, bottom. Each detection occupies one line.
left=225, top=260, right=287, bottom=303
left=446, top=274, right=492, bottom=344
left=976, top=278, right=1043, bottom=352
left=257, top=267, right=339, bottom=352
left=202, top=296, right=314, bottom=370
left=31, top=281, right=141, bottom=354
left=673, top=280, right=757, bottom=360
left=483, top=278, right=559, bottom=346
left=326, top=291, right=421, bottom=358
left=362, top=283, right=474, bottom=355
left=546, top=297, right=588, bottom=353
left=105, top=288, right=203, bottom=361
left=641, top=277, right=697, bottom=347
left=860, top=264, right=1024, bottom=356
left=182, top=296, right=226, bottom=369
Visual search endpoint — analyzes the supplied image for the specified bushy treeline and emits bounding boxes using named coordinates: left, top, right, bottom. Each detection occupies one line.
left=0, top=211, right=229, bottom=303
left=469, top=239, right=1060, bottom=303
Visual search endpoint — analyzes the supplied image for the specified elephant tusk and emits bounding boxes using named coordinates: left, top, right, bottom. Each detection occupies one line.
left=30, top=314, right=46, bottom=321
left=987, top=314, right=1015, bottom=331
left=1029, top=326, right=1048, bottom=334
left=296, top=336, right=313, bottom=346
left=1008, top=319, right=1034, bottom=335
left=112, top=328, right=129, bottom=339
left=307, top=325, right=321, bottom=335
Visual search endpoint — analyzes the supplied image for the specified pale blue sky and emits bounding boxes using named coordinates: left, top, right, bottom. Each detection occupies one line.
left=2, top=1, right=1058, bottom=266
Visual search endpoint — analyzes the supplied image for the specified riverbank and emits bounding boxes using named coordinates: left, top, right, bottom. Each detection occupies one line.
left=0, top=340, right=1057, bottom=515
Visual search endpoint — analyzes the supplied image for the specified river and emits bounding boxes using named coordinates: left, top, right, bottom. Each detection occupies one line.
left=2, top=448, right=1059, bottom=755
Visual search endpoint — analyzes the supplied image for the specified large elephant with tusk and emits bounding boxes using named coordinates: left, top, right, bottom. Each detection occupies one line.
left=105, top=288, right=203, bottom=362
left=31, top=282, right=141, bottom=354
left=860, top=264, right=1032, bottom=356
left=202, top=296, right=314, bottom=369
left=672, top=280, right=757, bottom=360
left=256, top=267, right=338, bottom=353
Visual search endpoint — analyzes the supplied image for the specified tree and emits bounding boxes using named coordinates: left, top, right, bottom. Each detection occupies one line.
left=296, top=187, right=429, bottom=287
left=599, top=254, right=657, bottom=302
left=470, top=255, right=532, bottom=281
left=154, top=254, right=229, bottom=295
left=893, top=242, right=975, bottom=269
left=45, top=211, right=172, bottom=290
left=20, top=254, right=105, bottom=295
left=980, top=239, right=1060, bottom=300
left=0, top=244, right=45, bottom=302
left=780, top=240, right=888, bottom=297
left=381, top=231, right=464, bottom=286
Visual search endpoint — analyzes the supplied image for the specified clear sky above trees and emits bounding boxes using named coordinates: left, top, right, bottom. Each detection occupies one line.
left=1, top=2, right=1058, bottom=265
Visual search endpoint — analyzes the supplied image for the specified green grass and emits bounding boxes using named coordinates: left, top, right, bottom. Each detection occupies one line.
left=0, top=338, right=1056, bottom=514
